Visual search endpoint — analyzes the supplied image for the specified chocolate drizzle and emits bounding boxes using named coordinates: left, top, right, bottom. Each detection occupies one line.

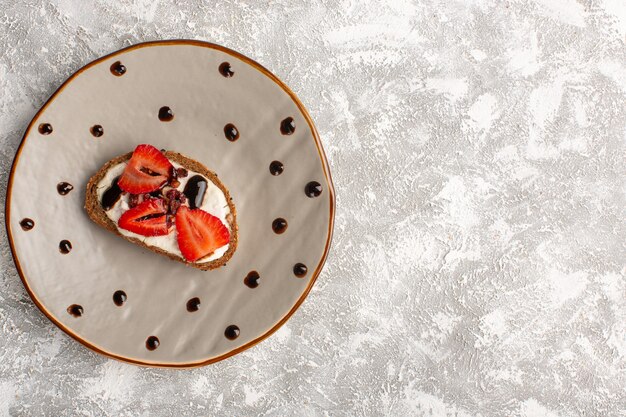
left=59, top=240, right=72, bottom=254
left=186, top=297, right=201, bottom=312
left=146, top=336, right=160, bottom=350
left=280, top=117, right=295, bottom=135
left=67, top=304, right=83, bottom=317
left=57, top=182, right=74, bottom=195
left=219, top=62, right=234, bottom=77
left=244, top=271, right=260, bottom=288
left=110, top=61, right=126, bottom=76
left=224, top=325, right=240, bottom=340
left=20, top=218, right=34, bottom=231
left=158, top=106, right=174, bottom=121
left=113, top=290, right=127, bottom=306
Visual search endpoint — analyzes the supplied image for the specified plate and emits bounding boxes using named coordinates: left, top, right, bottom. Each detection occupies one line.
left=6, top=40, right=335, bottom=367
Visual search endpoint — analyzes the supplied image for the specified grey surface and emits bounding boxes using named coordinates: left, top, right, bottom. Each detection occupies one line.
left=0, top=0, right=625, bottom=416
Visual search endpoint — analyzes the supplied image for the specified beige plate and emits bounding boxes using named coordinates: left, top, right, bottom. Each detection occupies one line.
left=6, top=40, right=335, bottom=368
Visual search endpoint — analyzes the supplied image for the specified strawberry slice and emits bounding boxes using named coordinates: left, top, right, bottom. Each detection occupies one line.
left=118, top=144, right=173, bottom=194
left=175, top=206, right=230, bottom=262
left=118, top=198, right=171, bottom=236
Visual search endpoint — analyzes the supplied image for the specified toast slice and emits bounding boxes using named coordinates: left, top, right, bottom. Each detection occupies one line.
left=85, top=150, right=238, bottom=270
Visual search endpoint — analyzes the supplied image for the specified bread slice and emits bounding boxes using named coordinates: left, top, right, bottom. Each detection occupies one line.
left=85, top=150, right=238, bottom=271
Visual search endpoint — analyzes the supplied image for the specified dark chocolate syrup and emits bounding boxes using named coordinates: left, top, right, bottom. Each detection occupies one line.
left=38, top=123, right=53, bottom=135
left=90, top=125, right=104, bottom=137
left=110, top=61, right=126, bottom=76
left=102, top=176, right=123, bottom=211
left=280, top=117, right=295, bottom=135
left=244, top=271, right=260, bottom=288
left=305, top=181, right=322, bottom=198
left=67, top=304, right=83, bottom=317
left=183, top=175, right=208, bottom=209
left=224, top=325, right=240, bottom=340
left=272, top=218, right=288, bottom=234
left=224, top=123, right=240, bottom=142
left=113, top=290, right=127, bottom=306
left=158, top=106, right=174, bottom=122
left=57, top=182, right=73, bottom=195
left=20, top=218, right=34, bottom=231
left=269, top=161, right=284, bottom=176
left=146, top=336, right=160, bottom=350
left=293, top=263, right=308, bottom=278
left=219, top=62, right=234, bottom=77
left=186, top=297, right=201, bottom=312
left=59, top=240, right=72, bottom=254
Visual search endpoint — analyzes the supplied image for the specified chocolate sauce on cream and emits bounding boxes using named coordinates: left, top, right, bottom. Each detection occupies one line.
left=102, top=176, right=123, bottom=211
left=183, top=175, right=208, bottom=209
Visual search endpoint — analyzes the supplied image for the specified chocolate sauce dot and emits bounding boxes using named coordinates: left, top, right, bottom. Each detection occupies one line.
left=158, top=106, right=174, bottom=122
left=224, top=325, right=240, bottom=340
left=38, top=123, right=53, bottom=135
left=113, top=290, right=127, bottom=306
left=224, top=123, right=240, bottom=142
left=244, top=271, right=260, bottom=288
left=293, top=263, right=308, bottom=278
left=272, top=218, right=288, bottom=234
left=57, top=182, right=74, bottom=195
left=59, top=240, right=72, bottom=254
left=219, top=62, right=234, bottom=77
left=280, top=117, right=295, bottom=135
left=110, top=61, right=126, bottom=76
left=305, top=181, right=323, bottom=198
left=269, top=160, right=284, bottom=176
left=90, top=125, right=104, bottom=137
left=186, top=297, right=201, bottom=312
left=67, top=304, right=83, bottom=317
left=20, top=218, right=34, bottom=231
left=146, top=336, right=160, bottom=350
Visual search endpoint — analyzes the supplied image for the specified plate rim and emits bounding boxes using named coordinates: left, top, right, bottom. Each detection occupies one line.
left=5, top=39, right=336, bottom=368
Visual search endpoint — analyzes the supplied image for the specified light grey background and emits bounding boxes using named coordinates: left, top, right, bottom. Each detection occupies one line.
left=1, top=0, right=625, bottom=416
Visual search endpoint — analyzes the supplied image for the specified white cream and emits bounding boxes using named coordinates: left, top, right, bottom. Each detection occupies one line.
left=96, top=161, right=231, bottom=263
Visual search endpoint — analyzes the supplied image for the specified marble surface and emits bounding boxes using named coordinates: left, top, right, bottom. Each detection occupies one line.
left=0, top=0, right=625, bottom=416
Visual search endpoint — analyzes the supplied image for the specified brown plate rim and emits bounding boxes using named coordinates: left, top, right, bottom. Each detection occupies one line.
left=5, top=39, right=336, bottom=368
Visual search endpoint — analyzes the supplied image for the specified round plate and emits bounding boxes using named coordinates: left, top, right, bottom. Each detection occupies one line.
left=6, top=40, right=335, bottom=367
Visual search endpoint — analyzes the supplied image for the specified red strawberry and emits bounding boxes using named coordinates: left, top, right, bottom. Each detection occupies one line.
left=118, top=144, right=173, bottom=194
left=118, top=198, right=171, bottom=236
left=175, top=206, right=230, bottom=262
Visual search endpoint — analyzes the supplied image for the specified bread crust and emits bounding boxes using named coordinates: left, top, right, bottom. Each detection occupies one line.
left=84, top=151, right=238, bottom=271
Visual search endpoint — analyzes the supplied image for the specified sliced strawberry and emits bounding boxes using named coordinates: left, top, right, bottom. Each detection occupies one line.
left=118, top=144, right=173, bottom=194
left=175, top=206, right=230, bottom=262
left=118, top=198, right=171, bottom=236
